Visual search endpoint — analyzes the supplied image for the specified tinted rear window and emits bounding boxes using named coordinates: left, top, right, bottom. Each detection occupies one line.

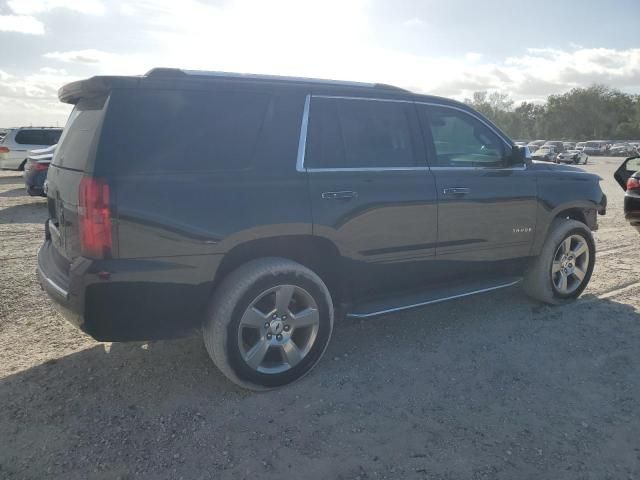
left=106, top=88, right=271, bottom=174
left=52, top=96, right=107, bottom=170
left=15, top=129, right=61, bottom=145
left=306, top=97, right=417, bottom=169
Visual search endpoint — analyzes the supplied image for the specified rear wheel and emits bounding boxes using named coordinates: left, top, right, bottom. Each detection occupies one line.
left=523, top=219, right=595, bottom=305
left=203, top=257, right=334, bottom=390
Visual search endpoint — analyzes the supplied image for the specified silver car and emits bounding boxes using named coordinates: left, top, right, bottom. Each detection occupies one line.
left=0, top=127, right=62, bottom=170
left=556, top=149, right=588, bottom=165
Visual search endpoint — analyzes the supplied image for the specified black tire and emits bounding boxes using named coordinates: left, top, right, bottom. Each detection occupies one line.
left=18, top=159, right=27, bottom=171
left=203, top=257, right=334, bottom=390
left=522, top=219, right=595, bottom=305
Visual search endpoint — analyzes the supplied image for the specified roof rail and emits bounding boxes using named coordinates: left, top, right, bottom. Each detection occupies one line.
left=145, top=67, right=408, bottom=92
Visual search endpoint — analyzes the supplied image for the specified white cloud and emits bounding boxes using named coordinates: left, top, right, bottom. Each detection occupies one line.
left=45, top=49, right=113, bottom=64
left=7, top=0, right=105, bottom=15
left=403, top=17, right=425, bottom=27
left=465, top=52, right=483, bottom=62
left=0, top=15, right=45, bottom=34
left=0, top=69, right=75, bottom=126
left=2, top=0, right=640, bottom=125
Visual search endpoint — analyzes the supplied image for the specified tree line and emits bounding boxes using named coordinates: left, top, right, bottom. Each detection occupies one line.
left=464, top=85, right=640, bottom=141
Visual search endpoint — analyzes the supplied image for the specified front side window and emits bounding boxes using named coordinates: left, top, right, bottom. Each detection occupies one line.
left=423, top=106, right=505, bottom=168
left=306, top=97, right=417, bottom=169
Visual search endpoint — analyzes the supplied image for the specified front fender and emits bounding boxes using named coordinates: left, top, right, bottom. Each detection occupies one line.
left=530, top=168, right=604, bottom=255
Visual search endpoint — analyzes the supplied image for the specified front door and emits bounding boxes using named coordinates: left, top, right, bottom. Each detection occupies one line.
left=303, top=95, right=438, bottom=298
left=417, top=103, right=538, bottom=279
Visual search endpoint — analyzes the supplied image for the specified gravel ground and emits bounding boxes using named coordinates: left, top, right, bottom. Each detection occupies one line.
left=0, top=158, right=639, bottom=479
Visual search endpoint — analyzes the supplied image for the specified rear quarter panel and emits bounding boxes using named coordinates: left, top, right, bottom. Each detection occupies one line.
left=105, top=87, right=312, bottom=260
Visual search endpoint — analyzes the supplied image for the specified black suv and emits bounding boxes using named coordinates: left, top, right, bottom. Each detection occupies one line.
left=38, top=69, right=606, bottom=389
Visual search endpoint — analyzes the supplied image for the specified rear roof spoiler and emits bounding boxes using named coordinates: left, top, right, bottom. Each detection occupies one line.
left=58, top=75, right=139, bottom=104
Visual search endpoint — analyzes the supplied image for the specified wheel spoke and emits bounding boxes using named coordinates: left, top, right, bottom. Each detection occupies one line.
left=240, top=307, right=268, bottom=328
left=244, top=338, right=270, bottom=369
left=281, top=340, right=303, bottom=367
left=275, top=285, right=295, bottom=315
left=558, top=272, right=568, bottom=292
left=552, top=261, right=562, bottom=274
left=290, top=307, right=319, bottom=328
left=573, top=266, right=586, bottom=282
left=573, top=241, right=588, bottom=258
left=562, top=237, right=572, bottom=254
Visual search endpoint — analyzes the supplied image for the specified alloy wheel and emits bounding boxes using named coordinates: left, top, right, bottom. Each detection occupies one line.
left=551, top=234, right=590, bottom=295
left=237, top=284, right=320, bottom=374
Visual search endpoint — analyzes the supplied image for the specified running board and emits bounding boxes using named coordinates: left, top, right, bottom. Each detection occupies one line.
left=346, top=277, right=522, bottom=319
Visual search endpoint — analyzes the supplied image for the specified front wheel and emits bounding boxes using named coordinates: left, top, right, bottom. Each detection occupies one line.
left=523, top=219, right=595, bottom=305
left=203, top=257, right=334, bottom=390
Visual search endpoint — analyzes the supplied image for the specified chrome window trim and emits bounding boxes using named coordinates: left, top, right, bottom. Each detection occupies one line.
left=296, top=94, right=311, bottom=172
left=297, top=94, right=423, bottom=172
left=295, top=95, right=524, bottom=173
left=429, top=165, right=527, bottom=172
left=306, top=166, right=431, bottom=173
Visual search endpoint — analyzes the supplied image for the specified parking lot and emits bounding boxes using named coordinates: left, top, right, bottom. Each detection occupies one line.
left=0, top=158, right=638, bottom=479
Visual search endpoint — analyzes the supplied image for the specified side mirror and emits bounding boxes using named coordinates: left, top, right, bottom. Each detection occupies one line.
left=511, top=145, right=530, bottom=165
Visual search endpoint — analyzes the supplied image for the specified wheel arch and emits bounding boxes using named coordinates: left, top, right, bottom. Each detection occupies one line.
left=213, top=235, right=344, bottom=303
left=531, top=202, right=596, bottom=256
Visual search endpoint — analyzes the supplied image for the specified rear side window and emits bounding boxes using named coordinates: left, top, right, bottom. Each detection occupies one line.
left=106, top=89, right=271, bottom=174
left=306, top=97, right=417, bottom=169
left=15, top=129, right=61, bottom=145
left=421, top=105, right=505, bottom=168
left=53, top=96, right=106, bottom=170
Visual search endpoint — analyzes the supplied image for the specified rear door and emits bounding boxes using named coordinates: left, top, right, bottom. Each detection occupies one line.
left=303, top=95, right=438, bottom=297
left=47, top=96, right=108, bottom=261
left=417, top=103, right=537, bottom=276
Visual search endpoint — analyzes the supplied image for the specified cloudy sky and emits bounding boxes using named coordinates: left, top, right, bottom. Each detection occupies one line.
left=1, top=0, right=639, bottom=126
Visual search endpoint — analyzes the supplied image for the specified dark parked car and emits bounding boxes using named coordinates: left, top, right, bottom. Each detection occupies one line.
left=24, top=144, right=56, bottom=196
left=614, top=156, right=640, bottom=233
left=38, top=68, right=606, bottom=389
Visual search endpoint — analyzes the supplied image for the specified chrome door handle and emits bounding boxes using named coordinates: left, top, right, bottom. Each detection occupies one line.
left=322, top=191, right=358, bottom=200
left=443, top=187, right=470, bottom=195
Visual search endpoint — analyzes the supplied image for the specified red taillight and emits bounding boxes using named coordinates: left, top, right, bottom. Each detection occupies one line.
left=79, top=177, right=112, bottom=258
left=627, top=177, right=640, bottom=191
left=32, top=162, right=49, bottom=172
left=0, top=146, right=9, bottom=154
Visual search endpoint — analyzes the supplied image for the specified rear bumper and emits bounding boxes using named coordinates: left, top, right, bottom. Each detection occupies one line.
left=37, top=237, right=219, bottom=341
left=37, top=240, right=88, bottom=332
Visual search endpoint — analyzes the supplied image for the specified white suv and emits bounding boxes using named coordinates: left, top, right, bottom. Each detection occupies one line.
left=0, top=127, right=62, bottom=170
